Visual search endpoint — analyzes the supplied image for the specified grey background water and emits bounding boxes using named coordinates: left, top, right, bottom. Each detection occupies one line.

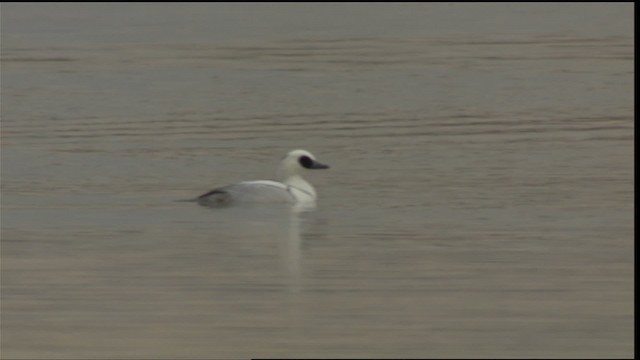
left=0, top=3, right=634, bottom=359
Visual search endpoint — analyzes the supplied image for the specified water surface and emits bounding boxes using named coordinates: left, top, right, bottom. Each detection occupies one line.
left=1, top=3, right=634, bottom=358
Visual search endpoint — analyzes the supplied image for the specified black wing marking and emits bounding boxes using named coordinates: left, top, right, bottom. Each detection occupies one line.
left=197, top=188, right=226, bottom=199
left=196, top=188, right=233, bottom=207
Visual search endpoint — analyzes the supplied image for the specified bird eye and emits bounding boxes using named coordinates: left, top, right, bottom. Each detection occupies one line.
left=299, top=155, right=314, bottom=169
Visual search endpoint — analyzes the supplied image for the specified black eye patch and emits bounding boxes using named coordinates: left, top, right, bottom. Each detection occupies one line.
left=299, top=155, right=314, bottom=168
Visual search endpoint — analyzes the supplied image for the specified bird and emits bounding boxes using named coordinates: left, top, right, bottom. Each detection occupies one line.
left=194, top=149, right=329, bottom=208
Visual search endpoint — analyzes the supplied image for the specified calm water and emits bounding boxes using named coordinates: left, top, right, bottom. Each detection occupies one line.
left=1, top=3, right=634, bottom=359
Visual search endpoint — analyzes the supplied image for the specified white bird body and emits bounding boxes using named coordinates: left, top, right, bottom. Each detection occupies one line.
left=195, top=149, right=328, bottom=208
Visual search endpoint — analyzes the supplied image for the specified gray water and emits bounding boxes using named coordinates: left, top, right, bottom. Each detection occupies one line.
left=1, top=3, right=634, bottom=359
